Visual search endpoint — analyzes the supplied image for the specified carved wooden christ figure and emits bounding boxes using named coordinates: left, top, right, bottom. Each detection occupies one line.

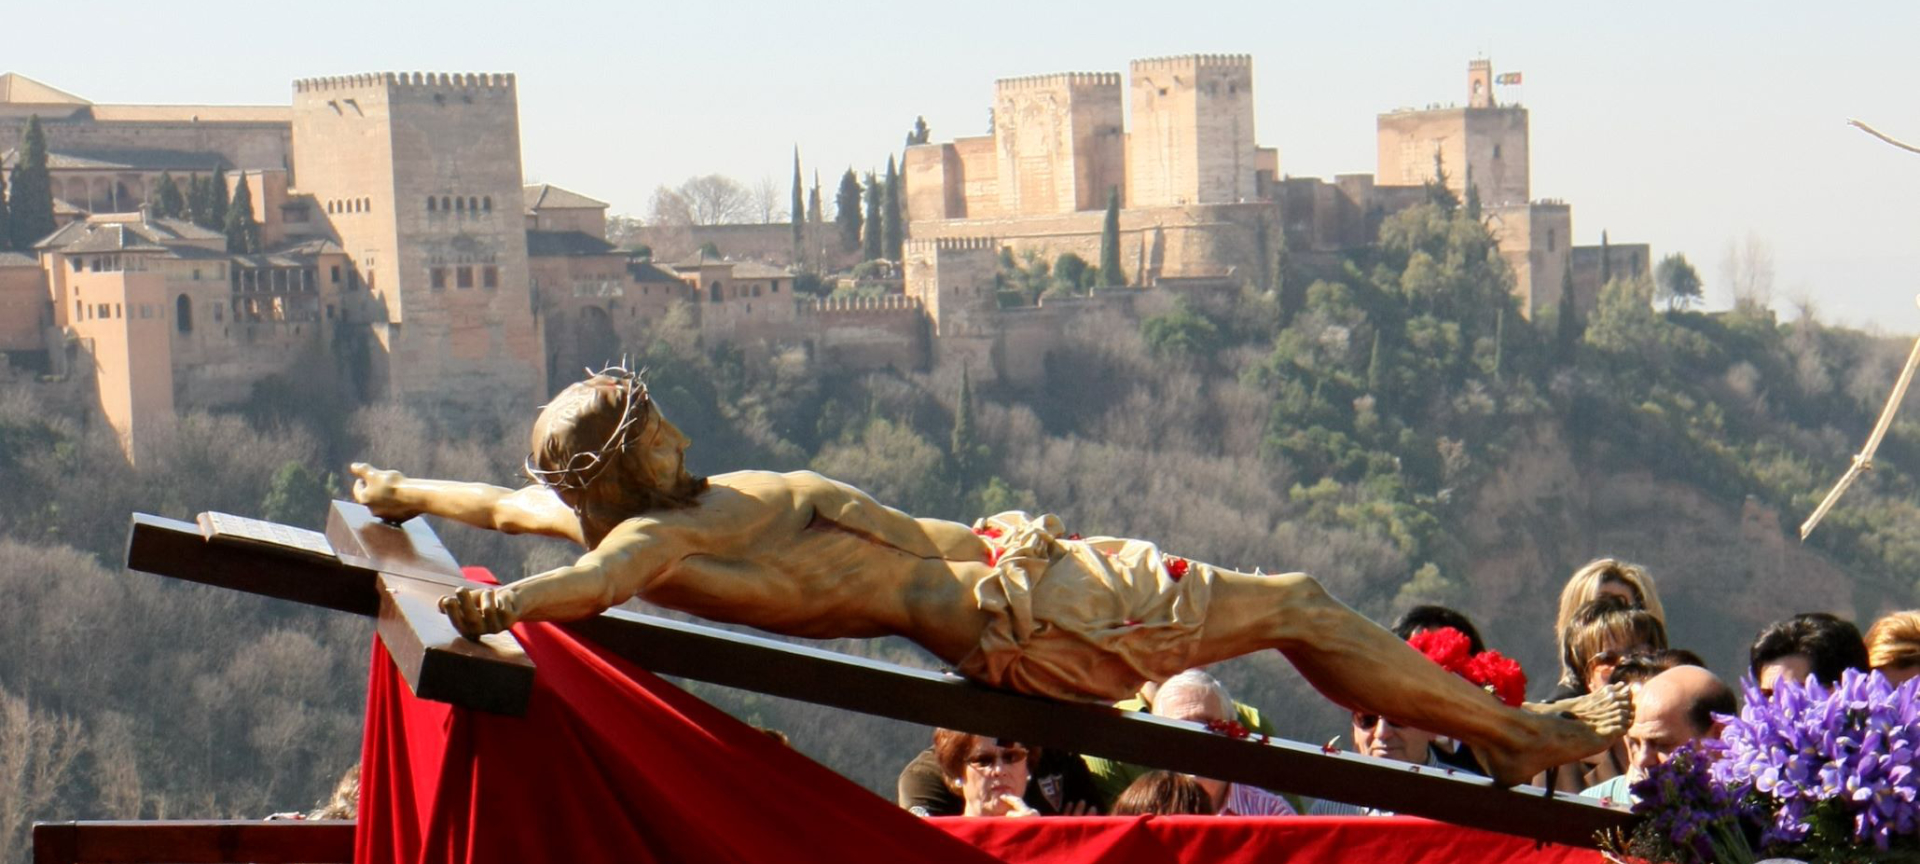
left=350, top=368, right=1628, bottom=786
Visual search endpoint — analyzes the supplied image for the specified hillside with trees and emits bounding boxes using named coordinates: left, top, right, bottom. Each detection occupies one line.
left=2, top=186, right=1918, bottom=858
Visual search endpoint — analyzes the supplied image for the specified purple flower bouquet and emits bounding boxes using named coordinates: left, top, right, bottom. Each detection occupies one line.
left=1605, top=670, right=1920, bottom=864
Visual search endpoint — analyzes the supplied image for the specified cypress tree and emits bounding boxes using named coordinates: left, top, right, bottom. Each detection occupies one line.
left=882, top=156, right=904, bottom=261
left=1464, top=165, right=1482, bottom=221
left=1600, top=230, right=1612, bottom=284
left=185, top=176, right=206, bottom=227
left=209, top=167, right=229, bottom=230
left=1099, top=187, right=1123, bottom=286
left=1557, top=257, right=1581, bottom=365
left=862, top=170, right=883, bottom=262
left=9, top=116, right=54, bottom=250
left=150, top=171, right=185, bottom=219
left=197, top=176, right=219, bottom=228
left=807, top=172, right=823, bottom=272
left=790, top=148, right=804, bottom=265
left=1366, top=330, right=1384, bottom=396
left=834, top=169, right=862, bottom=254
left=1491, top=304, right=1505, bottom=383
left=224, top=173, right=261, bottom=254
left=1426, top=150, right=1458, bottom=212
left=950, top=367, right=978, bottom=491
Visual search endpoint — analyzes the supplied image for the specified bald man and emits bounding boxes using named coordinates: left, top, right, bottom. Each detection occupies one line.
left=1582, top=665, right=1737, bottom=803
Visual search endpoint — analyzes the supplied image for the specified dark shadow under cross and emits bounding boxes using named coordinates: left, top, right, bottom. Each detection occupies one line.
left=122, top=501, right=1635, bottom=849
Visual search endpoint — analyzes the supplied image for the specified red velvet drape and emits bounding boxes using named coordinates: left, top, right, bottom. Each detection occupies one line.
left=933, top=816, right=1601, bottom=863
left=353, top=571, right=1600, bottom=863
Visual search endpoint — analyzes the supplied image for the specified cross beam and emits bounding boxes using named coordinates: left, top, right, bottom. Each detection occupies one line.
left=122, top=503, right=1634, bottom=848
left=126, top=504, right=533, bottom=715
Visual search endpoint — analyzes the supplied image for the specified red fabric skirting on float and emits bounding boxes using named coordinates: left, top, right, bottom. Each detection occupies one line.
left=353, top=574, right=1599, bottom=863
left=933, top=816, right=1601, bottom=863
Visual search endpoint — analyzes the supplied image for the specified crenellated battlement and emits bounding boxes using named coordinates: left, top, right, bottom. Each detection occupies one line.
left=1128, top=54, right=1253, bottom=74
left=995, top=72, right=1123, bottom=92
left=294, top=72, right=516, bottom=94
left=802, top=295, right=925, bottom=314
left=908, top=236, right=998, bottom=254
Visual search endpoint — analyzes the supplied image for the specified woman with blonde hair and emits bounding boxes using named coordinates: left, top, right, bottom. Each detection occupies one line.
left=1539, top=596, right=1669, bottom=792
left=1552, top=558, right=1666, bottom=693
left=1865, top=611, right=1920, bottom=687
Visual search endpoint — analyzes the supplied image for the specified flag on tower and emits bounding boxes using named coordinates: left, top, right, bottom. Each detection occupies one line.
left=1495, top=72, right=1523, bottom=85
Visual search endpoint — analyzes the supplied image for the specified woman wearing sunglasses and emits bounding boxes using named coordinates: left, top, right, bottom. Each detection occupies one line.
left=931, top=729, right=1041, bottom=817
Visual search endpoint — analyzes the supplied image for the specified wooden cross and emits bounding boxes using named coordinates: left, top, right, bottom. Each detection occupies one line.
left=130, top=503, right=535, bottom=715
left=124, top=502, right=1634, bottom=848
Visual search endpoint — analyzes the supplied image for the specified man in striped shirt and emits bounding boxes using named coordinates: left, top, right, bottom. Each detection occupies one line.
left=1149, top=671, right=1296, bottom=816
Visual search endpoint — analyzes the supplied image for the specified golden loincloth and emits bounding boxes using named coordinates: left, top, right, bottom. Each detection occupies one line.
left=954, top=511, right=1214, bottom=701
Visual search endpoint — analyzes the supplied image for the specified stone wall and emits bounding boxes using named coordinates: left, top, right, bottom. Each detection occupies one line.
left=1570, top=242, right=1652, bottom=307
left=954, top=136, right=998, bottom=218
left=635, top=222, right=844, bottom=269
left=798, top=296, right=926, bottom=372
left=0, top=258, right=47, bottom=352
left=0, top=115, right=291, bottom=175
left=911, top=200, right=1277, bottom=286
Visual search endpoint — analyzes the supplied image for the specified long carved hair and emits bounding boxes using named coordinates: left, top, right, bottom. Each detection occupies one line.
left=526, top=369, right=707, bottom=538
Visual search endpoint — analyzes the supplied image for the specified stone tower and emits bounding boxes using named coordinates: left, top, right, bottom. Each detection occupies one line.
left=903, top=237, right=997, bottom=337
left=1376, top=59, right=1530, bottom=206
left=290, top=72, right=543, bottom=420
left=992, top=73, right=1125, bottom=215
left=1467, top=59, right=1494, bottom=109
left=1126, top=54, right=1257, bottom=207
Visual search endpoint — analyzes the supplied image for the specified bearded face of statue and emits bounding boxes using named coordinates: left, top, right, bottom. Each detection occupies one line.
left=526, top=373, right=694, bottom=511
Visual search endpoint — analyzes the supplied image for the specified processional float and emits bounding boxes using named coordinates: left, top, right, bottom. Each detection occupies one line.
left=32, top=499, right=1629, bottom=863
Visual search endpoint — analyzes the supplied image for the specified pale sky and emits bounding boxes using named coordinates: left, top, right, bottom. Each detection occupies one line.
left=14, top=1, right=1920, bottom=329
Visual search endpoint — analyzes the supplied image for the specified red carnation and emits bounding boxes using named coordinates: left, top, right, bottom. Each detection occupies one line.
left=1204, top=718, right=1250, bottom=740
left=1165, top=556, right=1190, bottom=581
left=1464, top=650, right=1527, bottom=707
left=1407, top=627, right=1473, bottom=675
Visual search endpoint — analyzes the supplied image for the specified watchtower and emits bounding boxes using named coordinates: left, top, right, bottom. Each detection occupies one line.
left=290, top=72, right=543, bottom=417
left=1468, top=59, right=1495, bottom=109
left=1127, top=54, right=1257, bottom=207
left=1376, top=59, right=1530, bottom=207
left=903, top=237, right=998, bottom=337
left=992, top=72, right=1125, bottom=215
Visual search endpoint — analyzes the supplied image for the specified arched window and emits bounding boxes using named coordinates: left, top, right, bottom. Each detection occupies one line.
left=428, top=197, right=437, bottom=211
left=442, top=196, right=451, bottom=211
left=468, top=197, right=479, bottom=212
left=455, top=197, right=465, bottom=211
left=482, top=196, right=492, bottom=212
left=175, top=294, right=192, bottom=333
left=709, top=281, right=721, bottom=303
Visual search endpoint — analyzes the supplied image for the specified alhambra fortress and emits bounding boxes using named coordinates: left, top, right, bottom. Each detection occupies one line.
left=0, top=58, right=1648, bottom=456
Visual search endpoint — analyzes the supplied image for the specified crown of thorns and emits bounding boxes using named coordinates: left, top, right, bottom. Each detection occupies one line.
left=523, top=364, right=653, bottom=493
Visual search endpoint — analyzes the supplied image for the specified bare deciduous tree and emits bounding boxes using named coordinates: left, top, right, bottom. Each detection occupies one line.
left=653, top=175, right=755, bottom=226
left=648, top=186, right=694, bottom=227
left=0, top=684, right=89, bottom=861
left=751, top=175, right=786, bottom=224
left=1722, top=232, right=1775, bottom=312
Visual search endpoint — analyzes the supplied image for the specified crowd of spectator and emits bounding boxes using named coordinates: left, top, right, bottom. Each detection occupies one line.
left=895, top=557, right=1920, bottom=818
